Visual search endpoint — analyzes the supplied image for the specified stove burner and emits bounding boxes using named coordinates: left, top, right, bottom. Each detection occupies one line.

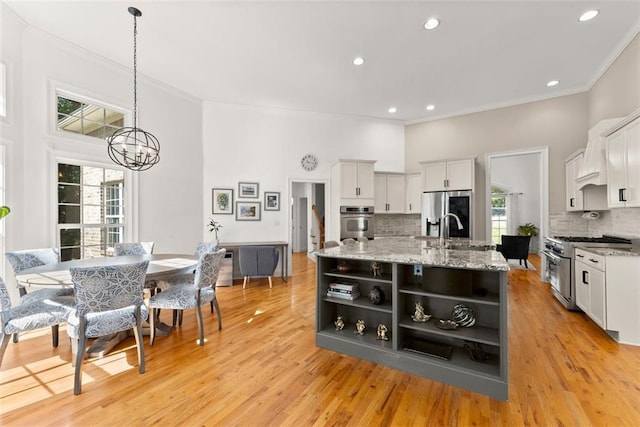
left=553, top=235, right=631, bottom=244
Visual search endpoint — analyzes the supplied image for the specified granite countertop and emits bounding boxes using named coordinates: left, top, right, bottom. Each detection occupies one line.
left=316, top=237, right=509, bottom=271
left=577, top=247, right=640, bottom=257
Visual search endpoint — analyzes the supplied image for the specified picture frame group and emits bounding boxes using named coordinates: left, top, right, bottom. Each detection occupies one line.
left=238, top=182, right=259, bottom=198
left=212, top=182, right=279, bottom=221
left=212, top=188, right=234, bottom=214
left=236, top=201, right=261, bottom=221
left=264, top=191, right=280, bottom=211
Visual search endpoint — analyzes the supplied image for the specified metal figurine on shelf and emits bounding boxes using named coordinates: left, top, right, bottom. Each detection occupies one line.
left=371, top=262, right=381, bottom=277
left=334, top=315, right=345, bottom=331
left=354, top=319, right=366, bottom=336
left=411, top=301, right=431, bottom=322
left=376, top=323, right=389, bottom=341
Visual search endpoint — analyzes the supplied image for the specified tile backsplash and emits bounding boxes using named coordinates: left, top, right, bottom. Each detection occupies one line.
left=550, top=207, right=640, bottom=238
left=374, top=214, right=421, bottom=236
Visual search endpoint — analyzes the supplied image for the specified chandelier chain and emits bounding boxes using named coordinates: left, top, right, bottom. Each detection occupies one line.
left=133, top=11, right=138, bottom=128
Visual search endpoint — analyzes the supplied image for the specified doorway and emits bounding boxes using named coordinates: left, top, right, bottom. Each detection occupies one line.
left=288, top=179, right=329, bottom=269
left=485, top=147, right=548, bottom=254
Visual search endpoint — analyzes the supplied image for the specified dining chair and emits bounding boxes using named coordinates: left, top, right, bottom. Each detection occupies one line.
left=6, top=248, right=75, bottom=345
left=149, top=249, right=225, bottom=346
left=0, top=275, right=74, bottom=368
left=113, top=242, right=155, bottom=256
left=67, top=261, right=149, bottom=395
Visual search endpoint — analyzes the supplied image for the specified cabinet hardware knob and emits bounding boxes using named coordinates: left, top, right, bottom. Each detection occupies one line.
left=582, top=270, right=589, bottom=284
left=619, top=188, right=626, bottom=202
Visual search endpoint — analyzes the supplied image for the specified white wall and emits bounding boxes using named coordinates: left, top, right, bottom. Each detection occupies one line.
left=202, top=102, right=404, bottom=243
left=1, top=9, right=203, bottom=301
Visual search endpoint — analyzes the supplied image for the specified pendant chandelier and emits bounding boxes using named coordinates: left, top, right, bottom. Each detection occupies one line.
left=107, top=6, right=160, bottom=171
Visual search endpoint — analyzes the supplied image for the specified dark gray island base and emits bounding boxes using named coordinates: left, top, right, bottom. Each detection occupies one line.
left=315, top=238, right=509, bottom=401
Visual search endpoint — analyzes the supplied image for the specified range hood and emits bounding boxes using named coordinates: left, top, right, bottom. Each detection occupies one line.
left=575, top=118, right=623, bottom=190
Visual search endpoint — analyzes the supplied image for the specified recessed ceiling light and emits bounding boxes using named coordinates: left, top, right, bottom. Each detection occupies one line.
left=426, top=105, right=435, bottom=111
left=388, top=107, right=397, bottom=113
left=353, top=57, right=365, bottom=66
left=579, top=10, right=599, bottom=22
left=547, top=80, right=559, bottom=87
left=424, top=18, right=440, bottom=30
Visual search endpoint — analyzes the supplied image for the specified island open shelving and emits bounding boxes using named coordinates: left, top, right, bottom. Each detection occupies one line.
left=316, top=240, right=509, bottom=401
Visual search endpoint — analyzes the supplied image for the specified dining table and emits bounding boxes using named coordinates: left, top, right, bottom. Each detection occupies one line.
left=15, top=254, right=198, bottom=357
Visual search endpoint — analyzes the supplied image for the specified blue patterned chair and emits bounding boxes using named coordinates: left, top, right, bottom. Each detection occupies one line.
left=0, top=275, right=73, bottom=368
left=149, top=249, right=225, bottom=346
left=113, top=242, right=154, bottom=256
left=68, top=261, right=149, bottom=395
left=6, top=248, right=74, bottom=346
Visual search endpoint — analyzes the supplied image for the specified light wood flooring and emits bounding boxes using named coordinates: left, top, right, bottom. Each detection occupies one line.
left=2, top=253, right=640, bottom=425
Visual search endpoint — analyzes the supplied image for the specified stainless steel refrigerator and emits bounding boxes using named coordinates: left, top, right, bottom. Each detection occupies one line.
left=421, top=190, right=472, bottom=239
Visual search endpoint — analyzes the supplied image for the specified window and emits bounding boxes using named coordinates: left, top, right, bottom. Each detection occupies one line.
left=56, top=93, right=124, bottom=139
left=57, top=163, right=125, bottom=261
left=491, top=186, right=507, bottom=245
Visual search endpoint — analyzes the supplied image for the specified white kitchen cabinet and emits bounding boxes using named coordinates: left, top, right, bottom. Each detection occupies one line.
left=565, top=151, right=584, bottom=211
left=574, top=249, right=606, bottom=329
left=421, top=158, right=474, bottom=192
left=374, top=173, right=405, bottom=213
left=606, top=113, right=640, bottom=208
left=575, top=247, right=640, bottom=346
left=405, top=173, right=422, bottom=213
left=334, top=160, right=375, bottom=202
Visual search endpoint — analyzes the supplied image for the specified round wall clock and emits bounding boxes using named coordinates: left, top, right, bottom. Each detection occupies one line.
left=301, top=154, right=318, bottom=171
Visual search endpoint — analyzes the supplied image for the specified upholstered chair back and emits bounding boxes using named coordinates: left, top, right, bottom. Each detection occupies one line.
left=194, top=249, right=225, bottom=289
left=6, top=248, right=60, bottom=274
left=114, top=242, right=154, bottom=256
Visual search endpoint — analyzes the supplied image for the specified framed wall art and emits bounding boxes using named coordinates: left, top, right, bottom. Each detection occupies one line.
left=264, top=191, right=280, bottom=211
left=236, top=201, right=261, bottom=221
left=212, top=188, right=233, bottom=214
left=238, top=182, right=259, bottom=198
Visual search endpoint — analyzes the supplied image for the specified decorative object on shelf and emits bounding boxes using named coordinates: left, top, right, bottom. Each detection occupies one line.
left=212, top=188, right=233, bottom=214
left=0, top=205, right=10, bottom=220
left=334, top=315, right=345, bottom=331
left=368, top=285, right=385, bottom=305
left=411, top=301, right=431, bottom=322
left=238, top=182, right=259, bottom=198
left=451, top=304, right=476, bottom=327
left=464, top=342, right=489, bottom=362
left=301, top=154, right=318, bottom=171
left=207, top=218, right=223, bottom=244
left=106, top=7, right=160, bottom=172
left=236, top=201, right=261, bottom=221
left=371, top=262, right=381, bottom=277
left=376, top=323, right=389, bottom=341
left=336, top=261, right=351, bottom=272
left=436, top=319, right=458, bottom=330
left=354, top=319, right=365, bottom=335
left=264, top=191, right=280, bottom=211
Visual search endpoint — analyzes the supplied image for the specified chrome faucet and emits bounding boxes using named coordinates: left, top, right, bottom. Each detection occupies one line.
left=440, top=213, right=464, bottom=247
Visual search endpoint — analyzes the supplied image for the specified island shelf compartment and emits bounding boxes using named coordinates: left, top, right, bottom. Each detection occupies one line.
left=315, top=254, right=508, bottom=400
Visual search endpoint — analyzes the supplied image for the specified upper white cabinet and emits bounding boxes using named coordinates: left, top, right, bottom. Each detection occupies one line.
left=374, top=173, right=405, bottom=213
left=606, top=112, right=640, bottom=208
left=334, top=161, right=375, bottom=201
left=405, top=173, right=422, bottom=213
left=421, top=158, right=474, bottom=192
left=565, top=150, right=584, bottom=211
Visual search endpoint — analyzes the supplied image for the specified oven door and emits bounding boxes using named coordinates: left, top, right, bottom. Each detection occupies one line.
left=542, top=250, right=571, bottom=297
left=340, top=215, right=374, bottom=240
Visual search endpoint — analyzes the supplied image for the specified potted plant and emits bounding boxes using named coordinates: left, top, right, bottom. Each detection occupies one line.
left=517, top=223, right=538, bottom=237
left=0, top=205, right=10, bottom=220
left=207, top=218, right=223, bottom=244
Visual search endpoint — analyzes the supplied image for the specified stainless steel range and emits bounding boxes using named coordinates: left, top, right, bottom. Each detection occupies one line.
left=542, top=235, right=632, bottom=310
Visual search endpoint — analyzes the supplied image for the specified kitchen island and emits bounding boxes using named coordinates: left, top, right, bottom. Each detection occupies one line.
left=315, top=237, right=509, bottom=400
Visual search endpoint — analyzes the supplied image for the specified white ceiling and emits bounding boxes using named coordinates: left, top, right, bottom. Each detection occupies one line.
left=5, top=1, right=640, bottom=123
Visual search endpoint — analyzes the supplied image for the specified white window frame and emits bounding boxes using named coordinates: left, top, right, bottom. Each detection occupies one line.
left=50, top=83, right=130, bottom=146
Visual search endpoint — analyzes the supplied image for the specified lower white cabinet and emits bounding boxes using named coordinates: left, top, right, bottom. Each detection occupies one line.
left=575, top=250, right=606, bottom=328
left=574, top=248, right=640, bottom=345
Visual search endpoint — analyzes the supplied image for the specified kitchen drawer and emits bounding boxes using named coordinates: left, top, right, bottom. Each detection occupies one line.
left=575, top=249, right=605, bottom=271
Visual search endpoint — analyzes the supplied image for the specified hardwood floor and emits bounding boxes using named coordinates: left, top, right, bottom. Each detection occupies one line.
left=2, top=252, right=640, bottom=425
